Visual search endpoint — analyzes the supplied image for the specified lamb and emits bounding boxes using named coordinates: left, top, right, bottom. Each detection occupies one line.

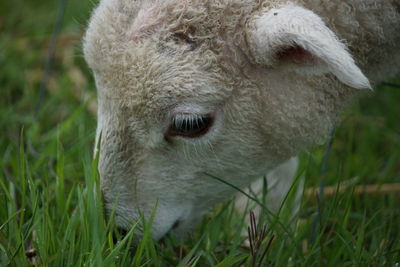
left=83, top=0, right=400, bottom=240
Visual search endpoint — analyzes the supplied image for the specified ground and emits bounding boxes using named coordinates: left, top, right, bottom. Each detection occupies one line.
left=0, top=0, right=399, bottom=265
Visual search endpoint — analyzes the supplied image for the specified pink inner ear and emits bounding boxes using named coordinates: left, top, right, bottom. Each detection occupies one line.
left=277, top=45, right=315, bottom=65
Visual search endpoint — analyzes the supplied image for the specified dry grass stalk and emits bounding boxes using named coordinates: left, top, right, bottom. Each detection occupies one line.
left=247, top=210, right=275, bottom=267
left=305, top=183, right=400, bottom=202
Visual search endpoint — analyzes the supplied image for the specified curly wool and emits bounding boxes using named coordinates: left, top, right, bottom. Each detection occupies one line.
left=86, top=0, right=400, bottom=80
left=83, top=0, right=400, bottom=238
left=85, top=0, right=399, bottom=159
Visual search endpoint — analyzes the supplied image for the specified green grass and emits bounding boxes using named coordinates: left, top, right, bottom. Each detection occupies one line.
left=1, top=1, right=400, bottom=266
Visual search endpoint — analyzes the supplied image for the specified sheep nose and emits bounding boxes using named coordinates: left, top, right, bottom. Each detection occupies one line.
left=150, top=202, right=193, bottom=239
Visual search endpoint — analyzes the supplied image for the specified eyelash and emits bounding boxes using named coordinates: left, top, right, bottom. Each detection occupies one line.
left=167, top=113, right=214, bottom=138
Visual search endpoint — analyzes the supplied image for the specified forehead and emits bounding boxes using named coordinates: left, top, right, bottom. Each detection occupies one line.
left=86, top=0, right=255, bottom=115
left=96, top=41, right=232, bottom=117
left=130, top=0, right=254, bottom=38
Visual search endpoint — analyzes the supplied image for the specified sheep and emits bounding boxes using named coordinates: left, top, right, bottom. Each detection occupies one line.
left=83, top=0, right=400, bottom=240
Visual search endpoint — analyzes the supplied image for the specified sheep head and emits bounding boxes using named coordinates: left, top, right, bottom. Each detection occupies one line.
left=83, top=0, right=369, bottom=240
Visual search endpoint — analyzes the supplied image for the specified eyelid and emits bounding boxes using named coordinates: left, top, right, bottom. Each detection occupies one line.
left=167, top=112, right=215, bottom=138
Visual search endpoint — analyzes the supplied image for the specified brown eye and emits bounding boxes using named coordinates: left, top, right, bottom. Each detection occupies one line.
left=167, top=113, right=214, bottom=138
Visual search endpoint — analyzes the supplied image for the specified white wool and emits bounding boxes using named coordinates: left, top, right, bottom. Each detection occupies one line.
left=247, top=4, right=371, bottom=89
left=83, top=0, right=400, bottom=239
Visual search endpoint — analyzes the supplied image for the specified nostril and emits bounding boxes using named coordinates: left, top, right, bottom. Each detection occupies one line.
left=172, top=220, right=181, bottom=230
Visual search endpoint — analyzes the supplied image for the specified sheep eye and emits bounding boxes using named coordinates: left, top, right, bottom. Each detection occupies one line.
left=167, top=113, right=214, bottom=138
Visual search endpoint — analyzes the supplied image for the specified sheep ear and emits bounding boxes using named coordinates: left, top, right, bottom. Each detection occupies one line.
left=247, top=4, right=371, bottom=89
